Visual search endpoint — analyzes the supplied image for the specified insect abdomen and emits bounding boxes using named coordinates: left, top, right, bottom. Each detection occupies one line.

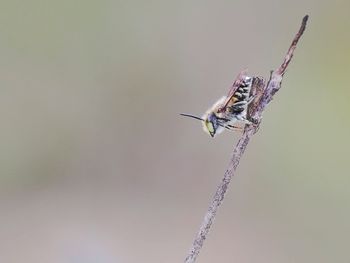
left=228, top=79, right=252, bottom=114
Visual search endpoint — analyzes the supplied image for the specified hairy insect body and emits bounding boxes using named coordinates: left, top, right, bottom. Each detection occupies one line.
left=180, top=75, right=254, bottom=138
left=201, top=77, right=253, bottom=137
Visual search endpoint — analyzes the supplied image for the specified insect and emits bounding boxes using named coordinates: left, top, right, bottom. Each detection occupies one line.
left=181, top=72, right=254, bottom=138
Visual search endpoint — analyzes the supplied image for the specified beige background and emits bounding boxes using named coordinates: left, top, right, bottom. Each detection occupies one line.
left=1, top=0, right=350, bottom=262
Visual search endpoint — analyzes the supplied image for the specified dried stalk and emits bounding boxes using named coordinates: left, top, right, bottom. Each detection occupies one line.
left=184, top=15, right=309, bottom=263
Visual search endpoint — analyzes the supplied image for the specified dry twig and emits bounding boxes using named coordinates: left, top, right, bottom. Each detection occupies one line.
left=184, top=15, right=309, bottom=263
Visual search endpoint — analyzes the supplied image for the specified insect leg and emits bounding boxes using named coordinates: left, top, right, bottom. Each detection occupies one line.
left=225, top=125, right=243, bottom=131
left=247, top=95, right=255, bottom=105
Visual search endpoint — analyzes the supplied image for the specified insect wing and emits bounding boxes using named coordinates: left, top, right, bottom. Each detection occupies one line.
left=218, top=70, right=248, bottom=113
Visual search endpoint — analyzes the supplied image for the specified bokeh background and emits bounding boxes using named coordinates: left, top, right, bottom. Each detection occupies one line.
left=1, top=0, right=350, bottom=262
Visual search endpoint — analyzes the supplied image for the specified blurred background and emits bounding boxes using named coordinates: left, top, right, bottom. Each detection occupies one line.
left=0, top=0, right=349, bottom=262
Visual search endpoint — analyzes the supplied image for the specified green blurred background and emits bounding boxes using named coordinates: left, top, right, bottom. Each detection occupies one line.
left=0, top=0, right=349, bottom=262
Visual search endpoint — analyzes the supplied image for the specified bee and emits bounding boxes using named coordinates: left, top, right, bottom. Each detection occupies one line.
left=181, top=72, right=254, bottom=137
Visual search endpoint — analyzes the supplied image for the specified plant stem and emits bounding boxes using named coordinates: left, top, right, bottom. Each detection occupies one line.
left=184, top=15, right=309, bottom=263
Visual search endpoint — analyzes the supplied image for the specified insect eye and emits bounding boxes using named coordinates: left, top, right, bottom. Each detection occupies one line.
left=208, top=113, right=217, bottom=123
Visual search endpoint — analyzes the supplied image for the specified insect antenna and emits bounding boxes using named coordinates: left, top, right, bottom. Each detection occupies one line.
left=180, top=113, right=205, bottom=122
left=180, top=113, right=242, bottom=131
